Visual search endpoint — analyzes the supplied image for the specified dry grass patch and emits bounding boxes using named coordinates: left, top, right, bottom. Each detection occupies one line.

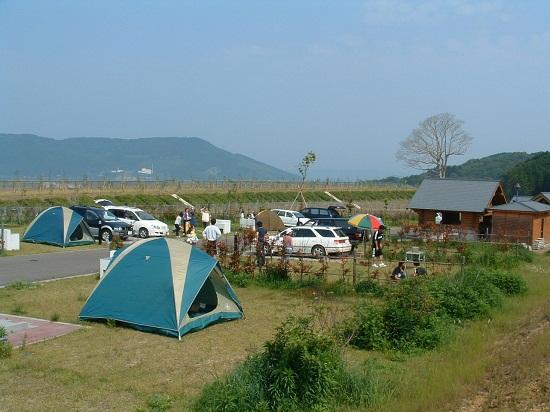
left=0, top=275, right=324, bottom=411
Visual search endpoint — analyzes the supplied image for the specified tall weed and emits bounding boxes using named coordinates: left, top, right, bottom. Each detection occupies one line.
left=193, top=316, right=374, bottom=412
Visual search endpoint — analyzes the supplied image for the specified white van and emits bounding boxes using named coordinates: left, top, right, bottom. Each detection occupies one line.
left=104, top=206, right=169, bottom=238
left=271, top=209, right=310, bottom=227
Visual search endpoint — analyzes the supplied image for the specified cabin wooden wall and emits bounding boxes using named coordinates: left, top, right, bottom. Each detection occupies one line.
left=492, top=212, right=533, bottom=242
left=414, top=209, right=480, bottom=233
left=460, top=212, right=479, bottom=233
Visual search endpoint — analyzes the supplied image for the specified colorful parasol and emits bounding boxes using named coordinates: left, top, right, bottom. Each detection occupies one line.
left=347, top=213, right=383, bottom=230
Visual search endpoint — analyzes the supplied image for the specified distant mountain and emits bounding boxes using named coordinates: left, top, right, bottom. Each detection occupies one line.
left=0, top=134, right=297, bottom=180
left=375, top=152, right=537, bottom=186
left=501, top=152, right=550, bottom=196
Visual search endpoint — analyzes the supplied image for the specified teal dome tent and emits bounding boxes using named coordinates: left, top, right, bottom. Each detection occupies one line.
left=22, top=206, right=94, bottom=247
left=80, top=238, right=243, bottom=339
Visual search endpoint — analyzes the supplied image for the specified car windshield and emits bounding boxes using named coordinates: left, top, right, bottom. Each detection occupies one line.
left=101, top=211, right=118, bottom=221
left=136, top=210, right=156, bottom=220
left=293, top=212, right=305, bottom=218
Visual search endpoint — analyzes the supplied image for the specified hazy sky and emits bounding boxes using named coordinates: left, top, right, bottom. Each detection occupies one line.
left=1, top=1, right=549, bottom=179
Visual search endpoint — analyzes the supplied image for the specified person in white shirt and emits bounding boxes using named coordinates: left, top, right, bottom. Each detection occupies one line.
left=174, top=212, right=183, bottom=237
left=200, top=207, right=211, bottom=228
left=202, top=218, right=222, bottom=256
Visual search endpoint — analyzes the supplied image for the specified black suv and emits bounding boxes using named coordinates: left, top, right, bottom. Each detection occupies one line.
left=300, top=207, right=365, bottom=245
left=305, top=217, right=365, bottom=245
left=299, top=206, right=345, bottom=219
left=70, top=206, right=131, bottom=242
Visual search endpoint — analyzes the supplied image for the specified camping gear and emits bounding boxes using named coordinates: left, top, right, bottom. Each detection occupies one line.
left=347, top=213, right=383, bottom=231
left=255, top=210, right=285, bottom=231
left=22, top=206, right=94, bottom=247
left=80, top=238, right=243, bottom=339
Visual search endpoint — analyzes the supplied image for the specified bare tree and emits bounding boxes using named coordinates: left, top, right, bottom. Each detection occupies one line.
left=290, top=151, right=316, bottom=209
left=397, top=113, right=472, bottom=178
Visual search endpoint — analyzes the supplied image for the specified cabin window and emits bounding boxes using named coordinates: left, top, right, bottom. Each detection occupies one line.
left=442, top=211, right=461, bottom=225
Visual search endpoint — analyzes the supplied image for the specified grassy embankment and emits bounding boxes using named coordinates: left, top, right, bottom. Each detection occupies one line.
left=0, top=252, right=548, bottom=411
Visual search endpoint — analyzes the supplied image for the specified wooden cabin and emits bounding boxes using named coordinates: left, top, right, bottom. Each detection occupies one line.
left=491, top=199, right=550, bottom=243
left=408, top=179, right=507, bottom=238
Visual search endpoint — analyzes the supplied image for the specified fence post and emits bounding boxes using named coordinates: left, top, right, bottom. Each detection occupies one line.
left=352, top=250, right=357, bottom=286
left=461, top=255, right=465, bottom=275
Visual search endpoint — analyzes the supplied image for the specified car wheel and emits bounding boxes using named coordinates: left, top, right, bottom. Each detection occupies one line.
left=311, top=245, right=326, bottom=257
left=138, top=228, right=149, bottom=239
left=100, top=229, right=112, bottom=242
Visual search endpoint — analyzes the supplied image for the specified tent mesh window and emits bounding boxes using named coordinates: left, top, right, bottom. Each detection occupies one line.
left=188, top=277, right=218, bottom=318
left=69, top=224, right=84, bottom=241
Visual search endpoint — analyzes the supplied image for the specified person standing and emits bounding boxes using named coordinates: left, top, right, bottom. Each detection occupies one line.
left=256, top=221, right=267, bottom=267
left=183, top=208, right=191, bottom=235
left=201, top=207, right=210, bottom=229
left=189, top=208, right=197, bottom=234
left=174, top=212, right=183, bottom=237
left=282, top=230, right=293, bottom=265
left=371, top=225, right=386, bottom=268
left=202, top=218, right=221, bottom=256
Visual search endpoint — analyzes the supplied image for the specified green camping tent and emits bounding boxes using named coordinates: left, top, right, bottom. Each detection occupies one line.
left=80, top=238, right=243, bottom=338
left=22, top=206, right=94, bottom=247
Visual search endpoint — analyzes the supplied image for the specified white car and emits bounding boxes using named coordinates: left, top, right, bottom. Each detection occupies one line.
left=269, top=226, right=351, bottom=257
left=271, top=209, right=310, bottom=227
left=104, top=206, right=169, bottom=238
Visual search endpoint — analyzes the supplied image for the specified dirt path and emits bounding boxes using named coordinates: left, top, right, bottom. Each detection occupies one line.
left=456, top=308, right=550, bottom=411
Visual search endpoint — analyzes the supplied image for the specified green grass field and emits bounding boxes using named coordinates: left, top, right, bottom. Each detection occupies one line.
left=0, top=253, right=549, bottom=411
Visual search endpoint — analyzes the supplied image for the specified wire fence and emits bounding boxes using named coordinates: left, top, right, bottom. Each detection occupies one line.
left=0, top=179, right=413, bottom=193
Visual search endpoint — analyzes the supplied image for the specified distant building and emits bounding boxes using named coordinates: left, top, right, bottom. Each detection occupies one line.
left=408, top=179, right=550, bottom=244
left=137, top=167, right=153, bottom=175
left=407, top=179, right=506, bottom=238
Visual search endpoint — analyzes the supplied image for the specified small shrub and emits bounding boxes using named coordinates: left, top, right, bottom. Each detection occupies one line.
left=355, top=279, right=385, bottom=297
left=77, top=292, right=87, bottom=302
left=6, top=280, right=37, bottom=290
left=146, top=393, right=173, bottom=412
left=194, top=316, right=369, bottom=411
left=462, top=243, right=532, bottom=268
left=109, top=235, right=124, bottom=250
left=263, top=264, right=291, bottom=282
left=261, top=317, right=345, bottom=410
left=106, top=318, right=117, bottom=328
left=323, top=279, right=354, bottom=296
left=194, top=355, right=267, bottom=412
left=345, top=303, right=387, bottom=351
left=0, top=327, right=13, bottom=359
left=383, top=278, right=452, bottom=351
left=485, top=270, right=527, bottom=295
left=50, top=313, right=60, bottom=322
left=11, top=303, right=26, bottom=315
left=225, top=270, right=251, bottom=288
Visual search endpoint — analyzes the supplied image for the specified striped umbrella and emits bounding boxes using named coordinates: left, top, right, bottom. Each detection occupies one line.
left=347, top=213, right=383, bottom=230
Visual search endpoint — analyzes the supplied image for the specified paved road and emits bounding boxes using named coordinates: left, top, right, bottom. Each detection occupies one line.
left=0, top=249, right=109, bottom=286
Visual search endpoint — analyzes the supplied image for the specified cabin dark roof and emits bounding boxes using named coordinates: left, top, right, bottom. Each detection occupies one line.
left=492, top=200, right=550, bottom=213
left=511, top=195, right=532, bottom=203
left=408, top=179, right=502, bottom=213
